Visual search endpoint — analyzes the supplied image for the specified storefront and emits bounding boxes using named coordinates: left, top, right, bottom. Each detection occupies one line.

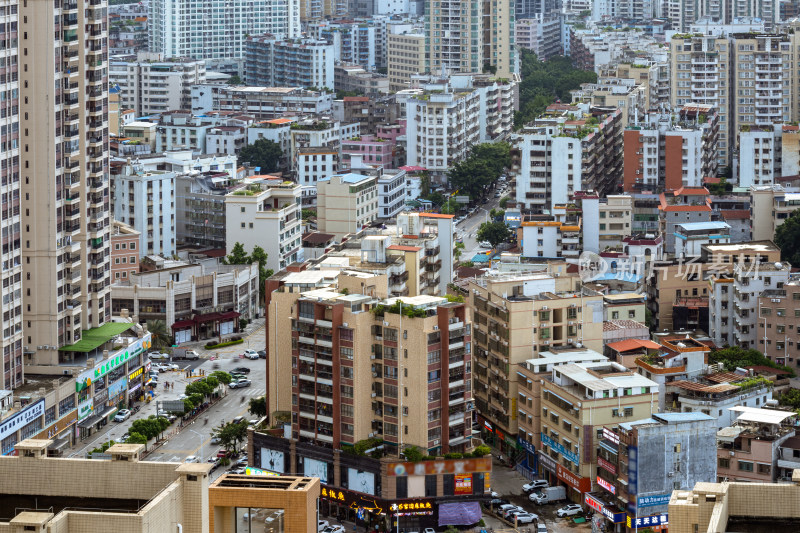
left=517, top=437, right=538, bottom=478
left=319, top=486, right=446, bottom=531
left=478, top=417, right=518, bottom=457
left=585, top=492, right=627, bottom=532
left=627, top=513, right=668, bottom=532
left=172, top=310, right=241, bottom=342
left=537, top=448, right=558, bottom=486
left=128, top=367, right=145, bottom=404
left=557, top=464, right=592, bottom=504
left=34, top=409, right=78, bottom=454
left=0, top=399, right=45, bottom=455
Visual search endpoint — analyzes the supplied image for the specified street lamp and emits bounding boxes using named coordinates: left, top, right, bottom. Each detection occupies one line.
left=188, top=428, right=204, bottom=462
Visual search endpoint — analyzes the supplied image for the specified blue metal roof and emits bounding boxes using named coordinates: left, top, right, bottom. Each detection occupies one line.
left=676, top=221, right=730, bottom=231
left=317, top=173, right=372, bottom=184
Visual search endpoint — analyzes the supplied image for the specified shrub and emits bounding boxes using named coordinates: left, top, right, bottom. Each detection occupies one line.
left=205, top=338, right=244, bottom=350
left=444, top=452, right=463, bottom=459
left=472, top=444, right=491, bottom=457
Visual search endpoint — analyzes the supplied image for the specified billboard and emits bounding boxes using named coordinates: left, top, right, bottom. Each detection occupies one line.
left=348, top=468, right=376, bottom=495
left=454, top=474, right=472, bottom=495
left=387, top=457, right=491, bottom=476
left=161, top=400, right=187, bottom=413
left=304, top=457, right=329, bottom=483
left=260, top=448, right=285, bottom=474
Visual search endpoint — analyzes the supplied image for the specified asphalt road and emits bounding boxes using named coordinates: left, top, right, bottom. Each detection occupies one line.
left=455, top=184, right=509, bottom=261
left=68, top=323, right=267, bottom=476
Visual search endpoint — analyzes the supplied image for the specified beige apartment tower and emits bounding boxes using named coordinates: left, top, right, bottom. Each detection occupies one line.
left=21, top=0, right=111, bottom=369
left=387, top=33, right=426, bottom=92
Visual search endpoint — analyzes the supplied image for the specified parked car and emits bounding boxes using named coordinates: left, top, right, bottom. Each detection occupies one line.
left=489, top=498, right=508, bottom=507
left=242, top=349, right=260, bottom=360
left=322, top=526, right=345, bottom=533
left=537, top=523, right=548, bottom=533
left=231, top=467, right=246, bottom=474
left=522, top=480, right=549, bottom=493
left=258, top=350, right=267, bottom=359
left=148, top=351, right=169, bottom=360
left=211, top=436, right=221, bottom=445
left=318, top=521, right=329, bottom=532
left=514, top=513, right=537, bottom=524
left=231, top=366, right=251, bottom=374
left=502, top=506, right=525, bottom=519
left=423, top=529, right=435, bottom=533
left=479, top=241, right=492, bottom=249
left=556, top=504, right=583, bottom=517
left=230, top=379, right=251, bottom=389
left=113, top=409, right=131, bottom=422
left=230, top=373, right=247, bottom=382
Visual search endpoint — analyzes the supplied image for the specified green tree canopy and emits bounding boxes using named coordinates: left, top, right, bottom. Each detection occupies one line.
left=239, top=139, right=283, bottom=173
left=210, top=371, right=232, bottom=385
left=222, top=242, right=250, bottom=265
left=248, top=395, right=268, bottom=419
left=212, top=420, right=249, bottom=454
left=447, top=142, right=511, bottom=201
left=146, top=319, right=171, bottom=351
left=477, top=221, right=512, bottom=248
left=515, top=51, right=598, bottom=128
left=223, top=243, right=274, bottom=303
left=775, top=209, right=800, bottom=266
left=710, top=346, right=794, bottom=377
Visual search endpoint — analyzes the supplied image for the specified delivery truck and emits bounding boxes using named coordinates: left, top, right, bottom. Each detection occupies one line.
left=529, top=485, right=567, bottom=504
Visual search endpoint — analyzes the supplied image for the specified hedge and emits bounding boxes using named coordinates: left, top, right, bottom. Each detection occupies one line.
left=204, top=338, right=244, bottom=350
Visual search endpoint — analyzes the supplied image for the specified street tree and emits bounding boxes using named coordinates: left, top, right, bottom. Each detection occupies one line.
left=477, top=221, right=512, bottom=248
left=213, top=420, right=249, bottom=455
left=146, top=319, right=171, bottom=351
left=248, top=396, right=268, bottom=419
left=775, top=209, right=800, bottom=266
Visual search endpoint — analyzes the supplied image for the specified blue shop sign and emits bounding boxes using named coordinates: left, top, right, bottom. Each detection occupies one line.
left=540, top=432, right=579, bottom=465
left=518, top=437, right=536, bottom=455
left=638, top=494, right=671, bottom=508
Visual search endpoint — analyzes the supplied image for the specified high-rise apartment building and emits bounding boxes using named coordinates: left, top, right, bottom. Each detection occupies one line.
left=513, top=106, right=623, bottom=214
left=466, top=272, right=605, bottom=456
left=266, top=281, right=474, bottom=455
left=483, top=0, right=516, bottom=78
left=244, top=36, right=335, bottom=90
left=21, top=0, right=111, bottom=369
left=148, top=0, right=300, bottom=60
left=0, top=0, right=21, bottom=389
left=387, top=32, right=425, bottom=92
left=424, top=0, right=483, bottom=75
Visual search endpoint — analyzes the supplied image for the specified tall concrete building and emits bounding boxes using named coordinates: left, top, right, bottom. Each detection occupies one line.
left=424, top=0, right=484, bottom=75
left=148, top=0, right=300, bottom=60
left=21, top=0, right=112, bottom=370
left=109, top=56, right=206, bottom=116
left=0, top=0, right=21, bottom=389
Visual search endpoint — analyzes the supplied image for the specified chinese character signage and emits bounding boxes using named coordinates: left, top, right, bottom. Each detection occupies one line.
left=585, top=494, right=626, bottom=524
left=557, top=464, right=591, bottom=493
left=387, top=457, right=491, bottom=476
left=602, top=427, right=619, bottom=446
left=0, top=399, right=45, bottom=444
left=454, top=474, right=472, bottom=495
left=596, top=476, right=616, bottom=495
left=75, top=333, right=151, bottom=392
left=627, top=513, right=668, bottom=528
left=638, top=494, right=671, bottom=508
left=541, top=432, right=579, bottom=465
left=320, top=486, right=434, bottom=517
left=598, top=457, right=617, bottom=475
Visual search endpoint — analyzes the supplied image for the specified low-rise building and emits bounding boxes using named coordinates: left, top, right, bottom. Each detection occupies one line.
left=111, top=257, right=259, bottom=343
left=538, top=362, right=658, bottom=503
left=674, top=222, right=732, bottom=259
left=595, top=413, right=717, bottom=531
left=191, top=85, right=333, bottom=119
left=334, top=65, right=390, bottom=96
left=317, top=172, right=379, bottom=241
left=634, top=335, right=710, bottom=410
left=110, top=221, right=141, bottom=284
left=750, top=185, right=800, bottom=242
left=717, top=406, right=797, bottom=483
left=225, top=177, right=304, bottom=272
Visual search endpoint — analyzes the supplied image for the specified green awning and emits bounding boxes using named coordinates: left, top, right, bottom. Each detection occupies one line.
left=59, top=323, right=134, bottom=352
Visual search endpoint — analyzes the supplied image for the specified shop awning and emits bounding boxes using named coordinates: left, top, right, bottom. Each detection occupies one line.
left=438, top=502, right=482, bottom=526
left=59, top=323, right=134, bottom=352
left=78, top=414, right=102, bottom=428
left=220, top=311, right=241, bottom=319
left=171, top=320, right=194, bottom=330
left=99, top=406, right=118, bottom=419
left=48, top=437, right=71, bottom=451
left=192, top=311, right=239, bottom=323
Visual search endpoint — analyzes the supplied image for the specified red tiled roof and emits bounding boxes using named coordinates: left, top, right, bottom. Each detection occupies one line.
left=721, top=209, right=750, bottom=221
left=606, top=339, right=662, bottom=352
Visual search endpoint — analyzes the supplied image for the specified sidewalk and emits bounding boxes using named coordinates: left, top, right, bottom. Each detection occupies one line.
left=176, top=317, right=265, bottom=352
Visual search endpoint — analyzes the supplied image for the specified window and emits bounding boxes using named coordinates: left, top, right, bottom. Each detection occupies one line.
left=718, top=457, right=730, bottom=468
left=428, top=408, right=440, bottom=422
left=428, top=370, right=440, bottom=383
left=341, top=367, right=353, bottom=379
left=341, top=404, right=353, bottom=417
left=738, top=460, right=754, bottom=472
left=340, top=385, right=354, bottom=399
left=427, top=350, right=441, bottom=365
left=624, top=407, right=633, bottom=417
left=758, top=463, right=771, bottom=475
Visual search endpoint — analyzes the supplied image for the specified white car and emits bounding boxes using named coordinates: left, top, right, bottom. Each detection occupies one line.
left=537, top=523, right=548, bottom=533
left=523, top=480, right=549, bottom=492
left=242, top=350, right=260, bottom=360
left=514, top=513, right=536, bottom=524
left=322, top=527, right=345, bottom=533
left=423, top=529, right=435, bottom=533
left=318, top=521, right=329, bottom=532
left=113, top=409, right=131, bottom=422
left=184, top=455, right=199, bottom=463
left=148, top=352, right=169, bottom=360
left=556, top=504, right=583, bottom=517
left=479, top=241, right=492, bottom=249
